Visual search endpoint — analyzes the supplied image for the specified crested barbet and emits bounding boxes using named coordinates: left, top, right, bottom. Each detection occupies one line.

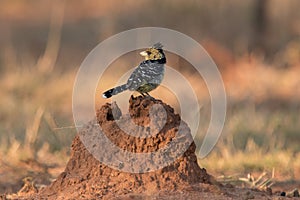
left=102, top=42, right=166, bottom=98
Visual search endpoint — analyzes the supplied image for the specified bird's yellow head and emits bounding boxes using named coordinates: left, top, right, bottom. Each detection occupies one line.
left=140, top=43, right=165, bottom=61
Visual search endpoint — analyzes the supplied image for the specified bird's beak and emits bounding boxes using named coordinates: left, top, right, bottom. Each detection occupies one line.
left=139, top=51, right=148, bottom=57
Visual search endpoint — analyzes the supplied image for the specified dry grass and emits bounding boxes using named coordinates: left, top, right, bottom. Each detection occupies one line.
left=1, top=47, right=299, bottom=192
left=1, top=0, right=300, bottom=194
left=0, top=67, right=75, bottom=164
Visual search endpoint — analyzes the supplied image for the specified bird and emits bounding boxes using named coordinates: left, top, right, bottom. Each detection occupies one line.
left=102, top=42, right=166, bottom=98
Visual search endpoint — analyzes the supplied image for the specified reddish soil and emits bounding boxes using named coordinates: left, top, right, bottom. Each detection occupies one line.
left=2, top=96, right=299, bottom=199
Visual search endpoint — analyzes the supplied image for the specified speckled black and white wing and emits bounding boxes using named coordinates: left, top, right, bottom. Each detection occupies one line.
left=126, top=60, right=165, bottom=91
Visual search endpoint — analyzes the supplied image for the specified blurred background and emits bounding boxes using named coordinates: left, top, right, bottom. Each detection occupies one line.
left=1, top=0, right=300, bottom=194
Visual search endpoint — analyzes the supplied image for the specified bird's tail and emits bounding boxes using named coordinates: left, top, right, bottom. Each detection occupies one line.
left=102, top=84, right=128, bottom=98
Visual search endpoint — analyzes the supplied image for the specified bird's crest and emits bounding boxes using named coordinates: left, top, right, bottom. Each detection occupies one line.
left=152, top=42, right=163, bottom=49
